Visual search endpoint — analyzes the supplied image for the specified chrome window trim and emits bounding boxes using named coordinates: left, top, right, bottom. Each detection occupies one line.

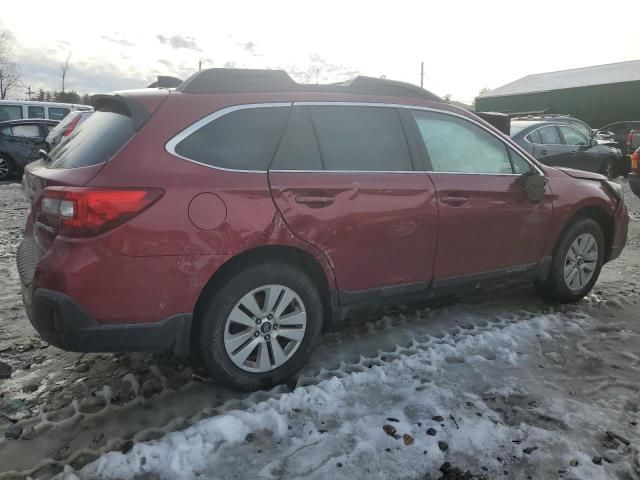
left=165, top=102, right=292, bottom=173
left=165, top=100, right=543, bottom=176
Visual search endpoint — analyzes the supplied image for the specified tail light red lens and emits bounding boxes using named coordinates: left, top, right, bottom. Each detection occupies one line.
left=38, top=187, right=163, bottom=237
left=62, top=114, right=82, bottom=137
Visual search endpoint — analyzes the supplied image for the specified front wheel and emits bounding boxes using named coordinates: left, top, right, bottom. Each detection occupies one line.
left=198, top=262, right=323, bottom=391
left=535, top=217, right=605, bottom=303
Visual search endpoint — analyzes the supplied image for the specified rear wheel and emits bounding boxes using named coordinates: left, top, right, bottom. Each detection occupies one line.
left=198, top=262, right=323, bottom=391
left=536, top=217, right=605, bottom=303
left=0, top=155, right=13, bottom=181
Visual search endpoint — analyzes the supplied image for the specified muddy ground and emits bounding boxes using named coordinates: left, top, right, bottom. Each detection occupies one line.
left=0, top=180, right=639, bottom=479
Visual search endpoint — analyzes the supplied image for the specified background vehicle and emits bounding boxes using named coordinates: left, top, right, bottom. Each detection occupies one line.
left=512, top=114, right=593, bottom=139
left=511, top=120, right=623, bottom=177
left=629, top=147, right=640, bottom=198
left=596, top=121, right=640, bottom=155
left=0, top=100, right=92, bottom=122
left=17, top=69, right=629, bottom=391
left=46, top=111, right=93, bottom=149
left=0, top=119, right=57, bottom=180
left=627, top=129, right=640, bottom=154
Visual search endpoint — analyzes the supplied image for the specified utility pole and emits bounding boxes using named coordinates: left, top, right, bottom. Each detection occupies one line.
left=420, top=61, right=424, bottom=88
left=198, top=59, right=202, bottom=71
left=26, top=85, right=32, bottom=100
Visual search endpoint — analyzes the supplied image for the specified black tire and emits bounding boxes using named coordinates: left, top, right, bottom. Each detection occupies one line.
left=0, top=155, right=13, bottom=181
left=198, top=262, right=323, bottom=391
left=535, top=217, right=605, bottom=303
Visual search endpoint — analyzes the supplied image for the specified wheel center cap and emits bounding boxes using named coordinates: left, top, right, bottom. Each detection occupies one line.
left=260, top=322, right=272, bottom=334
left=576, top=256, right=584, bottom=266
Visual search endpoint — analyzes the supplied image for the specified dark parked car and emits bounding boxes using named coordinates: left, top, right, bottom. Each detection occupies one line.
left=17, top=69, right=629, bottom=391
left=511, top=120, right=623, bottom=178
left=513, top=114, right=593, bottom=139
left=46, top=110, right=93, bottom=149
left=596, top=121, right=640, bottom=156
left=629, top=147, right=640, bottom=198
left=0, top=119, right=57, bottom=180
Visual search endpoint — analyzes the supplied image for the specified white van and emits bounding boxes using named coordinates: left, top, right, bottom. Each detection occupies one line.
left=0, top=100, right=93, bottom=123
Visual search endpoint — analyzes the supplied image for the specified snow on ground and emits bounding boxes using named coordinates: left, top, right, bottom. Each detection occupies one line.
left=0, top=179, right=639, bottom=479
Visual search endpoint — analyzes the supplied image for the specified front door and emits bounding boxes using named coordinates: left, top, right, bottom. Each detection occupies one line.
left=269, top=104, right=438, bottom=298
left=408, top=108, right=553, bottom=280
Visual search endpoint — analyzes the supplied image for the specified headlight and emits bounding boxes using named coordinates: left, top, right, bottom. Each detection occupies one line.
left=603, top=180, right=623, bottom=202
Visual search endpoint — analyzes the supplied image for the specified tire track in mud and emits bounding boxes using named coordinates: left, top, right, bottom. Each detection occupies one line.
left=0, top=293, right=632, bottom=479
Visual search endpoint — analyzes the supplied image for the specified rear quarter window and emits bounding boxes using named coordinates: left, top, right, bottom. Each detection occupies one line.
left=173, top=106, right=290, bottom=171
left=48, top=102, right=134, bottom=169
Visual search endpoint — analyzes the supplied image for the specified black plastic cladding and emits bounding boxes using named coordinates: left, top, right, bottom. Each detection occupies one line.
left=176, top=68, right=443, bottom=101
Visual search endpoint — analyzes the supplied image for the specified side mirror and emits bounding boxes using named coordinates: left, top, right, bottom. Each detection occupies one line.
left=589, top=139, right=597, bottom=147
left=522, top=173, right=546, bottom=203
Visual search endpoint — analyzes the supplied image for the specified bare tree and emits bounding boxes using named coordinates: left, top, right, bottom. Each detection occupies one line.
left=60, top=52, right=71, bottom=93
left=0, top=31, right=21, bottom=100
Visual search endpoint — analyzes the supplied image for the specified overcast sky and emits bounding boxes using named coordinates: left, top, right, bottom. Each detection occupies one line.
left=2, top=0, right=640, bottom=103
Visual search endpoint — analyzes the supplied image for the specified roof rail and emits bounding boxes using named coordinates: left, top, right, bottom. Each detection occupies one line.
left=176, top=68, right=441, bottom=101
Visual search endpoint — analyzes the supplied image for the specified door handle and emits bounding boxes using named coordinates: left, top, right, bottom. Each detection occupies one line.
left=539, top=149, right=548, bottom=155
left=440, top=194, right=469, bottom=206
left=294, top=195, right=335, bottom=206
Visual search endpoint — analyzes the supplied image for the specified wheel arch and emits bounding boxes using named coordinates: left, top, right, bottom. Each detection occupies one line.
left=191, top=245, right=336, bottom=349
left=556, top=205, right=615, bottom=262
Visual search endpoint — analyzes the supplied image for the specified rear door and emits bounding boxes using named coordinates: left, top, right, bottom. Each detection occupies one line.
left=0, top=123, right=44, bottom=166
left=530, top=125, right=571, bottom=166
left=268, top=104, right=438, bottom=299
left=408, top=109, right=553, bottom=280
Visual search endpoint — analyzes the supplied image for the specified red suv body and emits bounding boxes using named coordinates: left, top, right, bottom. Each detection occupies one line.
left=17, top=69, right=629, bottom=390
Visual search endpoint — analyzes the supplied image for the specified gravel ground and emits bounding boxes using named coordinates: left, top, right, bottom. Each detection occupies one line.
left=0, top=179, right=638, bottom=479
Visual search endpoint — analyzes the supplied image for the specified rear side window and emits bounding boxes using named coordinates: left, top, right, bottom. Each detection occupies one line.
left=174, top=107, right=290, bottom=171
left=538, top=126, right=561, bottom=145
left=271, top=107, right=323, bottom=170
left=48, top=102, right=134, bottom=169
left=413, top=110, right=512, bottom=174
left=526, top=130, right=542, bottom=144
left=48, top=107, right=70, bottom=121
left=307, top=106, right=412, bottom=171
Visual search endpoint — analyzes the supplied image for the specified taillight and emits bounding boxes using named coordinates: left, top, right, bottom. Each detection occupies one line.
left=38, top=187, right=163, bottom=237
left=631, top=151, right=640, bottom=173
left=62, top=114, right=82, bottom=137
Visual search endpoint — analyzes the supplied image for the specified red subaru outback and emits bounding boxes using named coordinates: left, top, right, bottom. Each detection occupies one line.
left=17, top=69, right=629, bottom=390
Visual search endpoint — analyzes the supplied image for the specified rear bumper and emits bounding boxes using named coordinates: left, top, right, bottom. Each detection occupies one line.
left=629, top=173, right=640, bottom=198
left=28, top=288, right=192, bottom=355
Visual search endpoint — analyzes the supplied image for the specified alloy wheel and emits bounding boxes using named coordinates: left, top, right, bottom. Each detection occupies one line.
left=223, top=284, right=307, bottom=373
left=563, top=233, right=598, bottom=291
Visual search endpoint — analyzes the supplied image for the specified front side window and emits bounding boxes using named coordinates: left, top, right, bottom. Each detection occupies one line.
left=307, top=106, right=413, bottom=171
left=0, top=105, right=23, bottom=121
left=175, top=107, right=290, bottom=170
left=48, top=107, right=70, bottom=121
left=413, top=110, right=512, bottom=174
left=559, top=126, right=588, bottom=146
left=28, top=106, right=45, bottom=119
left=538, top=126, right=562, bottom=145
